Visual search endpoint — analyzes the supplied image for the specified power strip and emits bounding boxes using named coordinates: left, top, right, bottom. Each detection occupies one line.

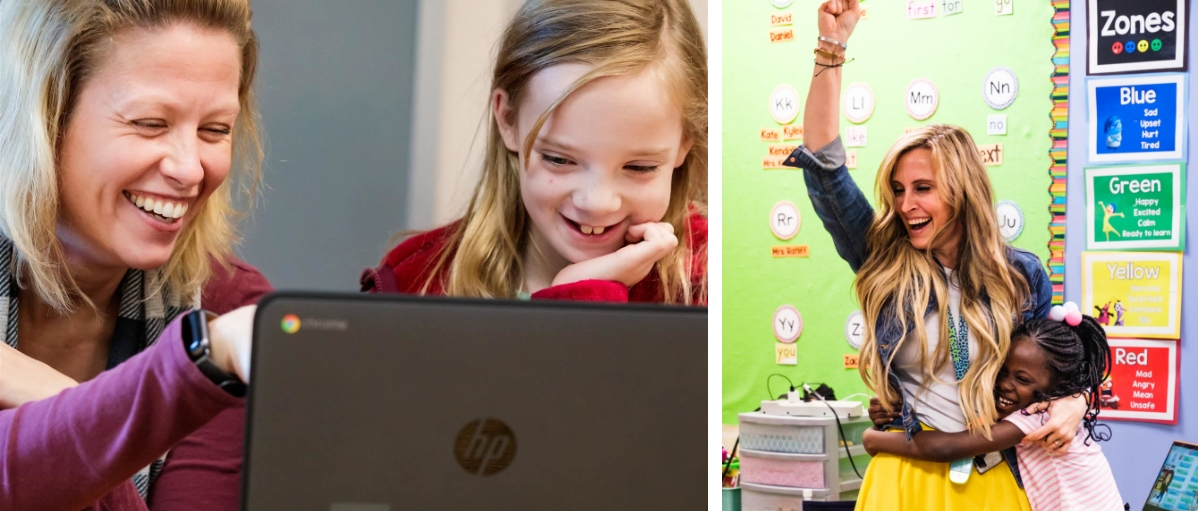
left=760, top=398, right=864, bottom=418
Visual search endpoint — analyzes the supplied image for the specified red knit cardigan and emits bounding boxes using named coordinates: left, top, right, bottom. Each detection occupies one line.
left=362, top=214, right=707, bottom=304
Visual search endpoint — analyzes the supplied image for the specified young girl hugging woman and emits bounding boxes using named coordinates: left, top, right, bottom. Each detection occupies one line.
left=361, top=0, right=707, bottom=305
left=791, top=1, right=1089, bottom=509
left=863, top=311, right=1125, bottom=510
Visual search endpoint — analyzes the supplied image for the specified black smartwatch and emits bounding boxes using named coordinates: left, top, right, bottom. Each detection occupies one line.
left=181, top=309, right=247, bottom=397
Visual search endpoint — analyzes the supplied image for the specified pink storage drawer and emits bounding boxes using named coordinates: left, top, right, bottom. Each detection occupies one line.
left=739, top=449, right=825, bottom=488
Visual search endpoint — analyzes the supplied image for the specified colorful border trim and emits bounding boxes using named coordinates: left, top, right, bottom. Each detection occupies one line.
left=1048, top=0, right=1070, bottom=306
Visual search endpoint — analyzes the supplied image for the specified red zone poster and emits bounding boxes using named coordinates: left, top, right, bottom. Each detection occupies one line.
left=1100, top=338, right=1179, bottom=424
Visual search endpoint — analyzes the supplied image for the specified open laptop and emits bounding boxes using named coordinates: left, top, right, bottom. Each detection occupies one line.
left=241, top=292, right=706, bottom=510
left=1144, top=441, right=1198, bottom=511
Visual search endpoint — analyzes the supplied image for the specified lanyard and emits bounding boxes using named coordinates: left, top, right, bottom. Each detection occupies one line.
left=946, top=306, right=970, bottom=381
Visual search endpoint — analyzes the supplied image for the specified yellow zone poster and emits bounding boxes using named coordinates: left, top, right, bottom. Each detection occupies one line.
left=1082, top=252, right=1183, bottom=339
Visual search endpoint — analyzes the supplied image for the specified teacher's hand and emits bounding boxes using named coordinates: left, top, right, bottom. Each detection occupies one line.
left=0, top=343, right=79, bottom=409
left=207, top=305, right=256, bottom=384
left=818, top=0, right=862, bottom=45
left=1026, top=394, right=1088, bottom=453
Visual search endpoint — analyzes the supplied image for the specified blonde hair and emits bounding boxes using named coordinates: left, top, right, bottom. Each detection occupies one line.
left=856, top=125, right=1030, bottom=438
left=0, top=0, right=262, bottom=312
left=421, top=0, right=708, bottom=303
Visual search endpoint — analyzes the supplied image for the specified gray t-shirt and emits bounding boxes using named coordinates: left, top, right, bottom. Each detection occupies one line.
left=891, top=269, right=977, bottom=433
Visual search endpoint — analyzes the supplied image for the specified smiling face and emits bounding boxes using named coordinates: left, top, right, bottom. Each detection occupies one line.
left=890, top=147, right=962, bottom=261
left=56, top=23, right=241, bottom=273
left=495, top=63, right=690, bottom=268
left=994, top=335, right=1055, bottom=417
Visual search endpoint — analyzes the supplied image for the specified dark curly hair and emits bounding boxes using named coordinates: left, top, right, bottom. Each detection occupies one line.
left=1013, top=314, right=1112, bottom=444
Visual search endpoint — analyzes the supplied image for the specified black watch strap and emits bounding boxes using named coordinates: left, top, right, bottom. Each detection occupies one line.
left=181, top=309, right=247, bottom=397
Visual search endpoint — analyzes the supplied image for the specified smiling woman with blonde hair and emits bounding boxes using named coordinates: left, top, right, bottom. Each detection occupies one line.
left=0, top=0, right=271, bottom=509
left=785, top=1, right=1090, bottom=509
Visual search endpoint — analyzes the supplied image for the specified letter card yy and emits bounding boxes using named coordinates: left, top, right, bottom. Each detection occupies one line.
left=1102, top=338, right=1178, bottom=424
left=1082, top=252, right=1182, bottom=339
left=1085, top=163, right=1186, bottom=251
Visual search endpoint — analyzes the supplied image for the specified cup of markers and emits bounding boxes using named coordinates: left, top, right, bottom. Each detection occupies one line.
left=722, top=447, right=740, bottom=511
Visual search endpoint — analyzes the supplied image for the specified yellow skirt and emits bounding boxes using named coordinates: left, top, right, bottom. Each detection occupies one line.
left=855, top=448, right=1032, bottom=511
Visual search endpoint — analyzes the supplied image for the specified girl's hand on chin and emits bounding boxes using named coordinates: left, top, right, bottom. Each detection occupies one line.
left=552, top=221, right=678, bottom=288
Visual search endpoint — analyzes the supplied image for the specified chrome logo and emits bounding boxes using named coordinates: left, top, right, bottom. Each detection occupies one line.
left=281, top=314, right=301, bottom=334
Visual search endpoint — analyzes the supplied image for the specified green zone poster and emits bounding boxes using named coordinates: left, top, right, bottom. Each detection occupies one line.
left=1086, top=163, right=1186, bottom=251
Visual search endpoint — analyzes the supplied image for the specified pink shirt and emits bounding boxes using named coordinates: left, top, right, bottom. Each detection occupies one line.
left=1004, top=411, right=1124, bottom=511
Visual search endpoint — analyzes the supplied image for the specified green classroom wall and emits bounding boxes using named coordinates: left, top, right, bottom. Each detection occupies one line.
left=722, top=0, right=1058, bottom=424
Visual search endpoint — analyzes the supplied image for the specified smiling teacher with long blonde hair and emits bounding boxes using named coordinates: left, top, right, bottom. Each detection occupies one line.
left=784, top=1, right=1090, bottom=509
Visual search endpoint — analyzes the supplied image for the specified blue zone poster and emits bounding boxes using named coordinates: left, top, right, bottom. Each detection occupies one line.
left=1145, top=443, right=1198, bottom=511
left=1089, top=73, right=1187, bottom=163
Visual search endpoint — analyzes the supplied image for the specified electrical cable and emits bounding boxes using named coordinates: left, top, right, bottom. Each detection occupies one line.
left=767, top=373, right=796, bottom=400
left=805, top=384, right=864, bottom=481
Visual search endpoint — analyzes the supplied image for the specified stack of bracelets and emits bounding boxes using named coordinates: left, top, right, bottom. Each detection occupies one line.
left=814, top=35, right=853, bottom=77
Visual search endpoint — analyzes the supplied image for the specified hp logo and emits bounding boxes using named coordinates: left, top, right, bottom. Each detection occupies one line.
left=454, top=418, right=517, bottom=476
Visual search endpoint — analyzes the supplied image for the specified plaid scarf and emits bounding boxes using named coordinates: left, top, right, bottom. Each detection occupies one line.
left=0, top=236, right=196, bottom=500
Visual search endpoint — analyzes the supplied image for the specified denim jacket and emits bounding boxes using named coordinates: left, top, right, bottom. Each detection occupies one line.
left=783, top=139, right=1052, bottom=485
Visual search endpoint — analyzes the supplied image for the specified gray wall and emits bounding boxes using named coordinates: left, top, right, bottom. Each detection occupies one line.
left=1065, top=1, right=1196, bottom=506
left=237, top=0, right=419, bottom=291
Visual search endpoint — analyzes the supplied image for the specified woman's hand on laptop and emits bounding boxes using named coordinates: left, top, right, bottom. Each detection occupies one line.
left=0, top=343, right=79, bottom=408
left=208, top=305, right=256, bottom=384
left=552, top=221, right=678, bottom=288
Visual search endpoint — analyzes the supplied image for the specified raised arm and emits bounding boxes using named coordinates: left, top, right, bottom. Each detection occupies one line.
left=782, top=1, right=876, bottom=272
left=862, top=423, right=1026, bottom=462
left=804, top=0, right=859, bottom=150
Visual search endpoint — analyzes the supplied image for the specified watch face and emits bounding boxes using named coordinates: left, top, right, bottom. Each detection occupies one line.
left=183, top=311, right=209, bottom=359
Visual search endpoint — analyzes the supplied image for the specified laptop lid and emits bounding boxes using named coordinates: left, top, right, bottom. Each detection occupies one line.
left=1144, top=440, right=1198, bottom=511
left=242, top=292, right=706, bottom=510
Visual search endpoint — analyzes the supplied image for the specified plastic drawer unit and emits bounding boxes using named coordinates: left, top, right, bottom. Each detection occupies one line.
left=737, top=411, right=873, bottom=505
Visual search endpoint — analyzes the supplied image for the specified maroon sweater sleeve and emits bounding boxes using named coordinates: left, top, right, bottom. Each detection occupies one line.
left=530, top=280, right=631, bottom=302
left=0, top=318, right=241, bottom=511
left=146, top=259, right=273, bottom=511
